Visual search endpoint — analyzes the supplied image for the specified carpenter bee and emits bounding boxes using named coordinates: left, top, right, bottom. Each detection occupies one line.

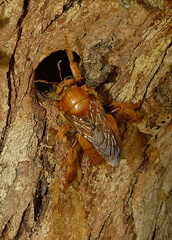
left=35, top=48, right=139, bottom=186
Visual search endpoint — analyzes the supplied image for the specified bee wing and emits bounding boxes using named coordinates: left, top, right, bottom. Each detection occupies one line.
left=63, top=93, right=120, bottom=167
left=92, top=124, right=120, bottom=166
left=64, top=113, right=93, bottom=142
left=88, top=94, right=120, bottom=167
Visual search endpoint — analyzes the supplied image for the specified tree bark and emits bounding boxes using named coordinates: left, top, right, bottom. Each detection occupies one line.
left=0, top=0, right=171, bottom=240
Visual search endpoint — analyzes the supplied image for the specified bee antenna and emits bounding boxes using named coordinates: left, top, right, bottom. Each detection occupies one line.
left=57, top=60, right=63, bottom=81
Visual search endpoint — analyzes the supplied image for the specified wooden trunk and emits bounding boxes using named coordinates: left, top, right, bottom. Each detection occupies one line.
left=0, top=0, right=171, bottom=239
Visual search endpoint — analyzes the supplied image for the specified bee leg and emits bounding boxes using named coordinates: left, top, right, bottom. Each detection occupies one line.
left=56, top=125, right=69, bottom=141
left=107, top=101, right=140, bottom=122
left=65, top=48, right=83, bottom=84
left=65, top=148, right=78, bottom=186
left=65, top=139, right=83, bottom=187
left=56, top=125, right=82, bottom=187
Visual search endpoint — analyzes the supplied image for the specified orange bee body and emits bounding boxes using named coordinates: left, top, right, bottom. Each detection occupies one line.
left=35, top=48, right=139, bottom=186
left=57, top=78, right=121, bottom=169
left=58, top=85, right=90, bottom=117
left=78, top=134, right=106, bottom=165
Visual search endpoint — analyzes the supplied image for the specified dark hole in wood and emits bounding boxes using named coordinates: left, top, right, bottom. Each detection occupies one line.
left=34, top=50, right=80, bottom=92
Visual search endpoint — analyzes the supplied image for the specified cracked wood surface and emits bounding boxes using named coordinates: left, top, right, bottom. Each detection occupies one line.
left=0, top=0, right=172, bottom=239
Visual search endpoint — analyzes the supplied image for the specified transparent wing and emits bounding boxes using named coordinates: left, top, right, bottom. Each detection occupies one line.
left=88, top=94, right=120, bottom=166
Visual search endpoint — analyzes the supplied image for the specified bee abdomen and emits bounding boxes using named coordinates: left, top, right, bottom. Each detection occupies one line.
left=78, top=134, right=105, bottom=165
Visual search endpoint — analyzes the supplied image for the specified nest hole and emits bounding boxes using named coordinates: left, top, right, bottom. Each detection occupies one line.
left=34, top=50, right=80, bottom=92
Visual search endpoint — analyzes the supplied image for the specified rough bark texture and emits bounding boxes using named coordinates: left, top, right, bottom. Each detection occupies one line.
left=0, top=0, right=171, bottom=240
